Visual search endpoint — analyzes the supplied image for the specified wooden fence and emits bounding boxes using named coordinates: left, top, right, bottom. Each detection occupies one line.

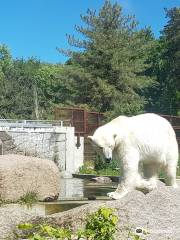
left=54, top=107, right=180, bottom=161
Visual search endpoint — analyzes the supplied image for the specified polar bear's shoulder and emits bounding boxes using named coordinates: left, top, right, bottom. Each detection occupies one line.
left=129, top=113, right=171, bottom=126
left=106, top=113, right=172, bottom=133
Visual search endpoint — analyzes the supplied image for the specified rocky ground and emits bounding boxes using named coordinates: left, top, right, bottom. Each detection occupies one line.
left=0, top=180, right=180, bottom=240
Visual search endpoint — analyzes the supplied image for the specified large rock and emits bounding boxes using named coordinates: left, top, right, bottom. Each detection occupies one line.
left=0, top=154, right=60, bottom=201
left=1, top=180, right=180, bottom=240
left=0, top=205, right=39, bottom=240
left=13, top=180, right=180, bottom=240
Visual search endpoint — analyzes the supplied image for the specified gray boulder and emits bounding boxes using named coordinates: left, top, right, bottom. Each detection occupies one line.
left=2, top=180, right=180, bottom=240
left=22, top=181, right=180, bottom=240
left=0, top=154, right=60, bottom=201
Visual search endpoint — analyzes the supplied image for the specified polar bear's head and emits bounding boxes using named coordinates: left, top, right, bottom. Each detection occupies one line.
left=88, top=126, right=116, bottom=163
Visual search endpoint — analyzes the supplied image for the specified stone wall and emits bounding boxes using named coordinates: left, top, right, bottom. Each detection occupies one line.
left=0, top=123, right=84, bottom=174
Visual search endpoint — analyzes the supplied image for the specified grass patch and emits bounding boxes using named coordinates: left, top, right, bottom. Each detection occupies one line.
left=0, top=191, right=39, bottom=207
left=18, top=191, right=39, bottom=206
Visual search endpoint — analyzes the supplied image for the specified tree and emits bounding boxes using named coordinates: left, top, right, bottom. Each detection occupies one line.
left=58, top=0, right=155, bottom=117
left=161, top=7, right=180, bottom=115
left=145, top=7, right=180, bottom=115
left=0, top=56, right=41, bottom=119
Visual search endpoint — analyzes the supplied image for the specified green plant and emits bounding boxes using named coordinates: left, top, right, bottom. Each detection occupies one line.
left=16, top=207, right=118, bottom=240
left=78, top=165, right=97, bottom=175
left=79, top=207, right=118, bottom=240
left=78, top=164, right=120, bottom=176
left=78, top=161, right=97, bottom=175
left=97, top=168, right=120, bottom=176
left=78, top=155, right=121, bottom=176
left=18, top=191, right=39, bottom=206
left=17, top=223, right=71, bottom=240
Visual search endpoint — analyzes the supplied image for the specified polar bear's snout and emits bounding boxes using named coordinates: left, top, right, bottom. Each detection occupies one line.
left=105, top=157, right=112, bottom=163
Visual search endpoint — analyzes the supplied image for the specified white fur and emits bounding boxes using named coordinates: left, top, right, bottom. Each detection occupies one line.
left=88, top=113, right=179, bottom=200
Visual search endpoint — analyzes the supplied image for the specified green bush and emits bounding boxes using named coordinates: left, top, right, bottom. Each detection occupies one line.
left=78, top=165, right=120, bottom=176
left=78, top=207, right=118, bottom=240
left=16, top=207, right=118, bottom=240
left=78, top=153, right=121, bottom=176
left=16, top=207, right=147, bottom=239
left=17, top=223, right=71, bottom=239
left=78, top=164, right=97, bottom=175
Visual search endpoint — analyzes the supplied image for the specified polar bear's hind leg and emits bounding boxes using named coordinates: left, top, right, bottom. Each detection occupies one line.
left=143, top=162, right=158, bottom=189
left=163, top=146, right=178, bottom=188
left=164, top=162, right=178, bottom=188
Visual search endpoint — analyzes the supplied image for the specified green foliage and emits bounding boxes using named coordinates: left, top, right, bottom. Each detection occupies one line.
left=0, top=4, right=179, bottom=119
left=94, top=154, right=118, bottom=171
left=78, top=165, right=120, bottom=176
left=0, top=191, right=38, bottom=207
left=59, top=0, right=155, bottom=116
left=145, top=7, right=180, bottom=115
left=18, top=191, right=39, bottom=206
left=97, top=168, right=120, bottom=177
left=16, top=223, right=71, bottom=240
left=79, top=165, right=97, bottom=175
left=78, top=207, right=118, bottom=240
left=16, top=207, right=118, bottom=240
left=78, top=156, right=120, bottom=176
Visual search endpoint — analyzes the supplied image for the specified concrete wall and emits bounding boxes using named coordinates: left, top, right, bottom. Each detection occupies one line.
left=0, top=123, right=84, bottom=174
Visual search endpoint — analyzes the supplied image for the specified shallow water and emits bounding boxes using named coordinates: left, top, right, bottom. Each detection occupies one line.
left=3, top=178, right=117, bottom=216
left=59, top=178, right=117, bottom=199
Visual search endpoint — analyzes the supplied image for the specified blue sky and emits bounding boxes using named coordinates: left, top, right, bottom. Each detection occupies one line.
left=0, top=0, right=179, bottom=64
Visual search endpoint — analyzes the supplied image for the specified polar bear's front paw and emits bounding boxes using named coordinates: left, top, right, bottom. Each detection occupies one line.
left=107, top=190, right=128, bottom=200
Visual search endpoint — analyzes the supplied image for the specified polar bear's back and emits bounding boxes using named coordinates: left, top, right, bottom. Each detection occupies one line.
left=110, top=113, right=178, bottom=161
left=129, top=113, right=175, bottom=137
left=110, top=113, right=175, bottom=138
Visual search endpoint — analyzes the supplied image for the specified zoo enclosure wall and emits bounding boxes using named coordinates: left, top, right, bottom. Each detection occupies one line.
left=54, top=107, right=180, bottom=162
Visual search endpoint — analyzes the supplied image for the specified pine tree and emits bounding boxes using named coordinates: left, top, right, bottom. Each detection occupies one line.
left=161, top=7, right=180, bottom=115
left=145, top=7, right=180, bottom=115
left=59, top=0, right=155, bottom=116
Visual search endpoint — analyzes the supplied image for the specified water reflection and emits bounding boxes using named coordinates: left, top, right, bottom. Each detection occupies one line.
left=59, top=178, right=117, bottom=199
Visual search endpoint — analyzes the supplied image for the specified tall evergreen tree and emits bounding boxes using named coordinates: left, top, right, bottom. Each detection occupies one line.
left=162, top=7, right=180, bottom=115
left=145, top=7, right=180, bottom=115
left=59, top=0, right=155, bottom=116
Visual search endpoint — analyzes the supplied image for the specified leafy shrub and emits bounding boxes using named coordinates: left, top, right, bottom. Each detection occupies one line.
left=16, top=207, right=118, bottom=240
left=78, top=164, right=97, bottom=175
left=17, top=223, right=71, bottom=239
left=78, top=153, right=121, bottom=176
left=79, top=207, right=118, bottom=240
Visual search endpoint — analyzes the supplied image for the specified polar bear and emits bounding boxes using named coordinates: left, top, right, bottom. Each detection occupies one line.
left=88, top=113, right=179, bottom=200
